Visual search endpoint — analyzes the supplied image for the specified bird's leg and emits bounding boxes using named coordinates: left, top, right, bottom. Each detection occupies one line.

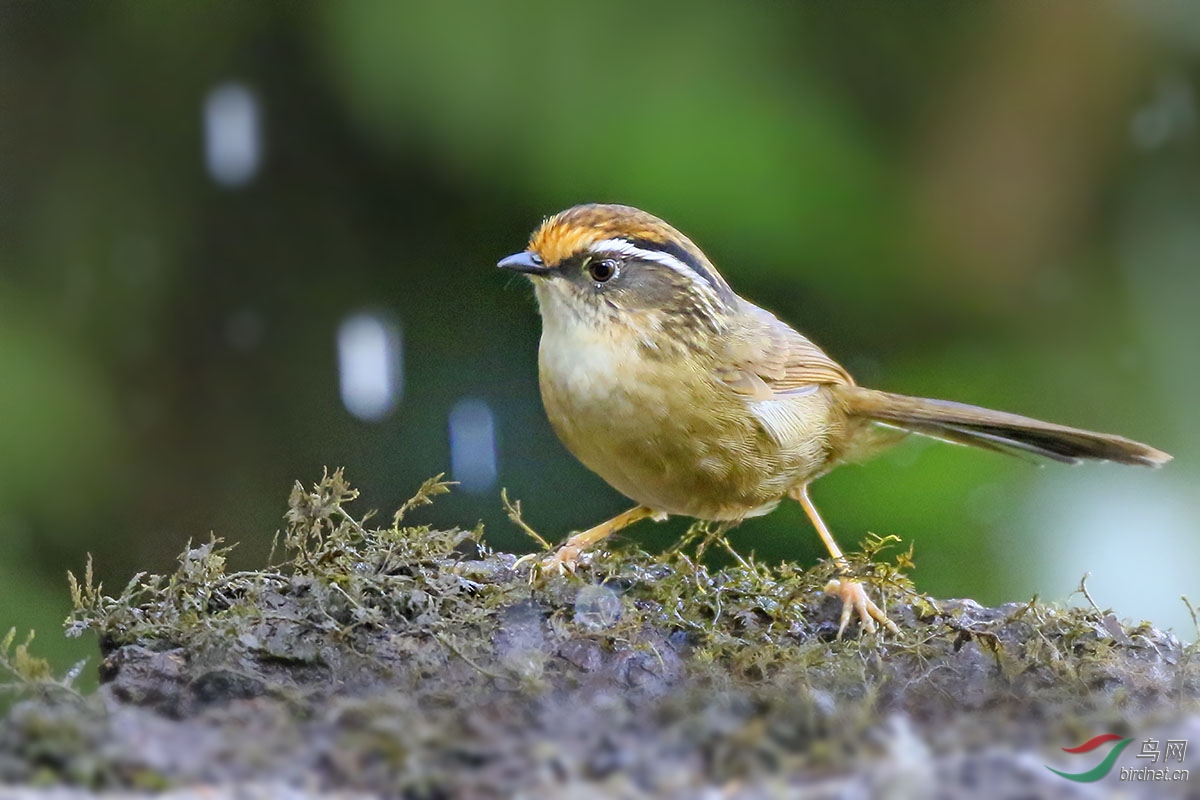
left=516, top=505, right=659, bottom=576
left=789, top=484, right=899, bottom=638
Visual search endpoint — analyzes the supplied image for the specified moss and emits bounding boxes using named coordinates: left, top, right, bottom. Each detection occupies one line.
left=0, top=629, right=85, bottom=707
left=61, top=470, right=921, bottom=692
left=0, top=469, right=1193, bottom=796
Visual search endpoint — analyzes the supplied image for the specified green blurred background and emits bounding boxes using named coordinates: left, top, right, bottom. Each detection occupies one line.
left=1, top=1, right=1197, bottom=676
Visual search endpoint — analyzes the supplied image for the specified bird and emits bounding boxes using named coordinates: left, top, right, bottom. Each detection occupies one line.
left=497, top=203, right=1172, bottom=637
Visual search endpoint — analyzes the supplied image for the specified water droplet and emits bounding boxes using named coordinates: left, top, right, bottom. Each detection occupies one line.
left=495, top=601, right=545, bottom=678
left=574, top=584, right=622, bottom=630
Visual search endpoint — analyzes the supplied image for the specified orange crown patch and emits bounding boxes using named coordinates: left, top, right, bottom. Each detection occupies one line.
left=528, top=204, right=698, bottom=267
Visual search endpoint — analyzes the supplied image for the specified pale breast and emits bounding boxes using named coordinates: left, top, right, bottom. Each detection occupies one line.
left=536, top=323, right=835, bottom=520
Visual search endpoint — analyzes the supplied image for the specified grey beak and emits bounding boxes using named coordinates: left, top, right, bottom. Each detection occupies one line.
left=497, top=251, right=549, bottom=275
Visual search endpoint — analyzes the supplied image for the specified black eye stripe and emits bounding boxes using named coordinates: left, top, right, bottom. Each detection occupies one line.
left=626, top=237, right=723, bottom=294
left=624, top=237, right=738, bottom=308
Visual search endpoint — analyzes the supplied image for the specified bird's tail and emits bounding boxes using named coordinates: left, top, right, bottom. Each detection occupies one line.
left=837, top=386, right=1171, bottom=468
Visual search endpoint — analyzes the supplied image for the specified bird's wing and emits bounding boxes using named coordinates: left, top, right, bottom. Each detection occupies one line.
left=715, top=301, right=854, bottom=447
left=715, top=302, right=854, bottom=398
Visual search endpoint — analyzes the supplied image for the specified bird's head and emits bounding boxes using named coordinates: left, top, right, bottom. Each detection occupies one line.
left=498, top=204, right=737, bottom=342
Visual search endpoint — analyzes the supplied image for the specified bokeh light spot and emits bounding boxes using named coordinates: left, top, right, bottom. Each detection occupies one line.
left=337, top=312, right=403, bottom=422
left=448, top=398, right=497, bottom=494
left=204, top=82, right=262, bottom=187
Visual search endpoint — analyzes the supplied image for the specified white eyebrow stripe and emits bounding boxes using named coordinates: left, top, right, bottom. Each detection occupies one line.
left=589, top=237, right=723, bottom=325
left=589, top=238, right=694, bottom=276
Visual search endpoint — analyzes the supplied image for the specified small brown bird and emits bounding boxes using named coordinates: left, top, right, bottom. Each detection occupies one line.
left=498, top=203, right=1171, bottom=636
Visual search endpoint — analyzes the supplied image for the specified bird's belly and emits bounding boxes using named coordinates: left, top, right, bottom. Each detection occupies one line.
left=538, top=335, right=823, bottom=520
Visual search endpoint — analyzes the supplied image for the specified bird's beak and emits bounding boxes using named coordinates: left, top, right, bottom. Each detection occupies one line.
left=497, top=251, right=550, bottom=275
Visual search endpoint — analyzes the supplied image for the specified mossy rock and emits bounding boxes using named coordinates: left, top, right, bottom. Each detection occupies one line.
left=0, top=470, right=1195, bottom=799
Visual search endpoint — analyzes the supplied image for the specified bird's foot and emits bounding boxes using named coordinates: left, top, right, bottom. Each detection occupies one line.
left=513, top=544, right=585, bottom=580
left=824, top=577, right=900, bottom=638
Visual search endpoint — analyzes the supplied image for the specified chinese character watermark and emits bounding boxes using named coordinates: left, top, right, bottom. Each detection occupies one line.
left=1120, top=737, right=1189, bottom=783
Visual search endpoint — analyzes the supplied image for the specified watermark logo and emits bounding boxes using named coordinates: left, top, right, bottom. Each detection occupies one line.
left=1047, top=734, right=1189, bottom=784
left=1046, top=734, right=1134, bottom=783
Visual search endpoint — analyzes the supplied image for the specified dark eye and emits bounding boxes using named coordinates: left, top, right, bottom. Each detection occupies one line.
left=587, top=258, right=618, bottom=283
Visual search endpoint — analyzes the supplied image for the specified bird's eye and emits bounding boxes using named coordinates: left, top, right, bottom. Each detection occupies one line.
left=587, top=258, right=618, bottom=283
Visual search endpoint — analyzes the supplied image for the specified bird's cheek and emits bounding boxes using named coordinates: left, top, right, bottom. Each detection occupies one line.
left=533, top=282, right=589, bottom=330
left=531, top=280, right=567, bottom=314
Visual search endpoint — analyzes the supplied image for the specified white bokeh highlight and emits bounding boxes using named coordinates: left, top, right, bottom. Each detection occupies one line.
left=204, top=82, right=262, bottom=187
left=448, top=398, right=498, bottom=494
left=337, top=312, right=403, bottom=422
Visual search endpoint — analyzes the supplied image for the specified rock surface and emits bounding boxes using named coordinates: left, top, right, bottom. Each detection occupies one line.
left=1, top=472, right=1195, bottom=799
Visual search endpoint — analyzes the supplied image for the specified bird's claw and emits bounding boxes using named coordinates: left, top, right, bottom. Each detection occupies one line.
left=512, top=551, right=540, bottom=575
left=514, top=544, right=584, bottom=581
left=825, top=577, right=899, bottom=638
